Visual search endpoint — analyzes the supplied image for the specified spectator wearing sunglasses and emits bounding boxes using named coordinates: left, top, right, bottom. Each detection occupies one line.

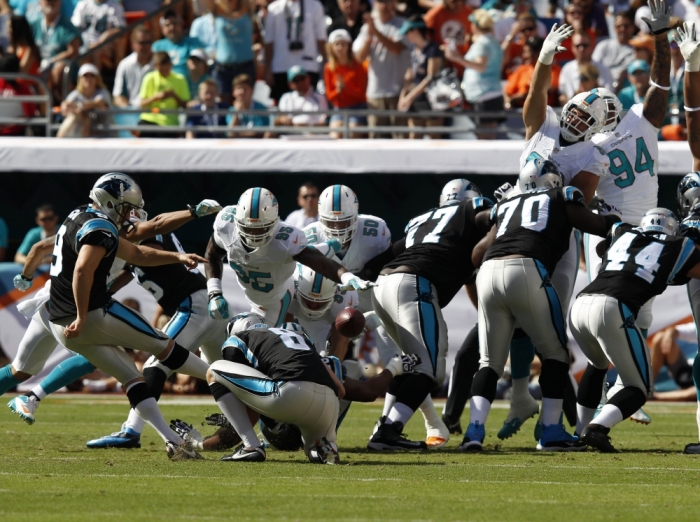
left=493, top=0, right=546, bottom=43
left=591, top=12, right=635, bottom=90
left=500, top=13, right=538, bottom=78
left=617, top=59, right=650, bottom=110
left=113, top=26, right=154, bottom=108
left=554, top=3, right=596, bottom=63
left=558, top=31, right=612, bottom=106
left=284, top=182, right=320, bottom=229
left=14, top=204, right=59, bottom=264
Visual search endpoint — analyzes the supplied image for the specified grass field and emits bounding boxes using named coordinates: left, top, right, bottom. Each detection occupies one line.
left=1, top=396, right=700, bottom=521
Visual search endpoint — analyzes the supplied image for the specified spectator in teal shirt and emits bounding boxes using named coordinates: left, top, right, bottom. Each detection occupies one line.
left=15, top=204, right=59, bottom=264
left=618, top=59, right=649, bottom=110
left=0, top=216, right=8, bottom=262
left=10, top=0, right=78, bottom=22
left=227, top=73, right=270, bottom=138
left=153, top=10, right=204, bottom=81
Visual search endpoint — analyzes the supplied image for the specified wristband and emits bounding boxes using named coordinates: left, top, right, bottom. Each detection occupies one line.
left=649, top=79, right=670, bottom=91
left=340, top=272, right=355, bottom=286
left=538, top=54, right=553, bottom=66
left=207, top=278, right=223, bottom=295
left=20, top=274, right=33, bottom=282
left=187, top=204, right=197, bottom=218
left=686, top=61, right=700, bottom=73
left=685, top=106, right=700, bottom=112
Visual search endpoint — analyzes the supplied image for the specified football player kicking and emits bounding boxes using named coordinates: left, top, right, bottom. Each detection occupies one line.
left=572, top=209, right=700, bottom=452
left=461, top=159, right=619, bottom=451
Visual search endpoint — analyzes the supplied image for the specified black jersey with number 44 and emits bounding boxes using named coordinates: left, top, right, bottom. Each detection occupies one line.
left=581, top=223, right=700, bottom=316
left=484, top=186, right=584, bottom=274
left=49, top=205, right=120, bottom=321
left=384, top=197, right=493, bottom=308
left=129, top=233, right=206, bottom=316
left=222, top=327, right=339, bottom=395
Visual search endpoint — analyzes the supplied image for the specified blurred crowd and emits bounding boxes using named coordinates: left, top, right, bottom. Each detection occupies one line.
left=0, top=0, right=695, bottom=138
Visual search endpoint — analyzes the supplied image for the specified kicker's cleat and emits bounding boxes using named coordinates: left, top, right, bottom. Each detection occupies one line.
left=536, top=423, right=586, bottom=452
left=220, top=444, right=266, bottom=462
left=367, top=420, right=428, bottom=451
left=425, top=414, right=449, bottom=449
left=497, top=398, right=539, bottom=440
left=458, top=421, right=485, bottom=451
left=308, top=437, right=340, bottom=464
left=166, top=440, right=204, bottom=460
left=369, top=415, right=387, bottom=439
left=580, top=424, right=620, bottom=453
left=7, top=395, right=39, bottom=425
left=441, top=414, right=463, bottom=435
left=684, top=442, right=700, bottom=454
left=86, top=426, right=142, bottom=449
left=629, top=408, right=651, bottom=425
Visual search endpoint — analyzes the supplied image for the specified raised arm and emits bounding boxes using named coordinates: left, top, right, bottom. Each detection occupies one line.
left=640, top=0, right=673, bottom=128
left=294, top=246, right=373, bottom=290
left=676, top=23, right=700, bottom=171
left=126, top=200, right=222, bottom=242
left=566, top=204, right=620, bottom=237
left=116, top=237, right=205, bottom=268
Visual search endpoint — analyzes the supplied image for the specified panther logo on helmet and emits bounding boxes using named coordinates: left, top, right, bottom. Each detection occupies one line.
left=518, top=158, right=563, bottom=193
left=89, top=173, right=144, bottom=231
left=677, top=172, right=700, bottom=219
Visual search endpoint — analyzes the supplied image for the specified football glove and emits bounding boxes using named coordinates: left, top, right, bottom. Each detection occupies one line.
left=340, top=272, right=374, bottom=292
left=208, top=292, right=230, bottom=320
left=385, top=355, right=405, bottom=377
left=401, top=354, right=420, bottom=373
left=363, top=311, right=382, bottom=332
left=539, top=23, right=573, bottom=65
left=170, top=419, right=204, bottom=450
left=641, top=0, right=672, bottom=35
left=190, top=199, right=223, bottom=218
left=494, top=182, right=514, bottom=202
left=13, top=274, right=33, bottom=292
left=675, top=22, right=700, bottom=72
left=326, top=238, right=342, bottom=254
left=205, top=413, right=232, bottom=428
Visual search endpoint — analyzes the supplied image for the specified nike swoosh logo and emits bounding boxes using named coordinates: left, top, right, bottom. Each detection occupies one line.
left=293, top=237, right=298, bottom=244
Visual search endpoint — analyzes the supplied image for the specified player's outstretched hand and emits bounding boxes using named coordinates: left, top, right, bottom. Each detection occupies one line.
left=641, top=0, right=672, bottom=35
left=177, top=253, right=207, bottom=269
left=13, top=274, right=33, bottom=291
left=208, top=292, right=229, bottom=320
left=194, top=199, right=223, bottom=217
left=675, top=22, right=700, bottom=72
left=340, top=272, right=375, bottom=291
left=170, top=419, right=204, bottom=450
left=494, top=182, right=514, bottom=202
left=539, top=23, right=574, bottom=65
left=205, top=412, right=232, bottom=428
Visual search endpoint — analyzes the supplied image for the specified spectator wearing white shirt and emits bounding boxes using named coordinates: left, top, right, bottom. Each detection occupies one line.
left=263, top=0, right=328, bottom=102
left=493, top=0, right=547, bottom=42
left=284, top=182, right=320, bottom=229
left=71, top=0, right=125, bottom=69
left=591, top=11, right=635, bottom=89
left=275, top=65, right=328, bottom=129
left=558, top=31, right=613, bottom=105
left=113, top=26, right=154, bottom=108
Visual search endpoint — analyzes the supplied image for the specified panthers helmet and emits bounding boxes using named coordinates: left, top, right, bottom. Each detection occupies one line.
left=677, top=172, right=700, bottom=219
left=295, top=264, right=336, bottom=320
left=260, top=417, right=303, bottom=451
left=318, top=185, right=359, bottom=245
left=560, top=91, right=607, bottom=143
left=589, top=87, right=622, bottom=133
left=235, top=188, right=280, bottom=249
left=89, top=173, right=143, bottom=231
left=439, top=179, right=482, bottom=207
left=226, top=312, right=267, bottom=337
left=640, top=208, right=680, bottom=237
left=518, top=158, right=563, bottom=193
left=681, top=215, right=700, bottom=242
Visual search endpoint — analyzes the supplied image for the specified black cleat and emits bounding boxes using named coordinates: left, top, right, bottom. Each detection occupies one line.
left=367, top=420, right=428, bottom=451
left=442, top=414, right=463, bottom=435
left=684, top=442, right=700, bottom=454
left=221, top=444, right=266, bottom=462
left=580, top=424, right=620, bottom=453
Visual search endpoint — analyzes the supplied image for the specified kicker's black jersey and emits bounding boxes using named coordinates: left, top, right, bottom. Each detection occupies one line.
left=581, top=223, right=700, bottom=316
left=49, top=205, right=120, bottom=321
left=484, top=186, right=584, bottom=274
left=384, top=197, right=493, bottom=308
left=129, top=233, right=206, bottom=316
left=222, top=327, right=339, bottom=395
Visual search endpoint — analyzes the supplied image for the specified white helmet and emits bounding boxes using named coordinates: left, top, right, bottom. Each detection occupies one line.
left=677, top=172, right=700, bottom=219
left=439, top=179, right=481, bottom=207
left=518, top=158, right=563, bottom=193
left=226, top=312, right=267, bottom=337
left=89, top=173, right=143, bottom=230
left=560, top=91, right=607, bottom=143
left=589, top=87, right=622, bottom=133
left=295, top=264, right=336, bottom=320
left=235, top=187, right=280, bottom=249
left=640, top=207, right=680, bottom=237
left=318, top=185, right=359, bottom=245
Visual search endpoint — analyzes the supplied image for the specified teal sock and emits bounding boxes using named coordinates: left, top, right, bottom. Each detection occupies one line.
left=39, top=356, right=96, bottom=396
left=0, top=364, right=22, bottom=395
left=641, top=329, right=648, bottom=339
left=694, top=356, right=700, bottom=402
left=510, top=336, right=536, bottom=380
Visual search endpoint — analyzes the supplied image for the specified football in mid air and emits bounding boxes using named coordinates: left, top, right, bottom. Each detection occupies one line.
left=335, top=307, right=365, bottom=338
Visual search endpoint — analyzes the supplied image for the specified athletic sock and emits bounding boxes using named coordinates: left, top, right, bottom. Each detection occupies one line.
left=134, top=396, right=183, bottom=444
left=387, top=402, right=414, bottom=426
left=210, top=383, right=260, bottom=448
left=382, top=393, right=396, bottom=418
left=509, top=333, right=536, bottom=380
left=510, top=378, right=531, bottom=404
left=540, top=398, right=564, bottom=426
left=38, top=355, right=96, bottom=396
left=26, top=391, right=40, bottom=401
left=172, top=351, right=209, bottom=381
left=576, top=404, right=597, bottom=435
left=594, top=404, right=624, bottom=429
left=469, top=396, right=491, bottom=425
left=124, top=407, right=147, bottom=434
left=0, top=365, right=21, bottom=396
left=418, top=395, right=442, bottom=430
left=30, top=386, right=46, bottom=401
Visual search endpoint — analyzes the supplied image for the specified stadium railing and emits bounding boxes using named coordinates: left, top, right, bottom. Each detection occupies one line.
left=0, top=73, right=53, bottom=137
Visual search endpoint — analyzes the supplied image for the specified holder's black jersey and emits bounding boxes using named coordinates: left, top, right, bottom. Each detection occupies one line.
left=581, top=223, right=700, bottom=316
left=49, top=205, right=120, bottom=321
left=384, top=197, right=493, bottom=308
left=222, top=327, right=339, bottom=395
left=484, top=186, right=584, bottom=274
left=130, top=233, right=206, bottom=316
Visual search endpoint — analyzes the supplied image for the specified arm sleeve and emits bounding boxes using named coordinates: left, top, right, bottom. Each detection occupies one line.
left=75, top=218, right=119, bottom=255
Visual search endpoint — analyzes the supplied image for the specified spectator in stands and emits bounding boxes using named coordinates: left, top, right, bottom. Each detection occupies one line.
left=558, top=31, right=613, bottom=105
left=0, top=53, right=35, bottom=136
left=227, top=73, right=270, bottom=138
left=327, top=0, right=368, bottom=42
left=445, top=9, right=503, bottom=138
left=70, top=0, right=125, bottom=55
left=493, top=0, right=546, bottom=43
left=275, top=65, right=328, bottom=129
left=591, top=11, right=635, bottom=90
left=573, top=0, right=608, bottom=39
left=152, top=10, right=204, bottom=80
left=324, top=28, right=367, bottom=138
left=504, top=37, right=560, bottom=108
left=501, top=13, right=538, bottom=78
left=630, top=32, right=654, bottom=66
left=0, top=215, right=7, bottom=261
left=424, top=0, right=471, bottom=76
left=7, top=15, right=40, bottom=76
left=397, top=16, right=442, bottom=139
left=185, top=48, right=211, bottom=102
left=122, top=0, right=162, bottom=13
left=113, top=25, right=153, bottom=108
left=353, top=0, right=410, bottom=138
left=57, top=62, right=110, bottom=137
left=189, top=10, right=216, bottom=59
left=185, top=78, right=227, bottom=138
left=30, top=0, right=81, bottom=98
left=138, top=51, right=190, bottom=137
left=11, top=0, right=77, bottom=22
left=555, top=3, right=596, bottom=64
left=14, top=203, right=58, bottom=264
left=576, top=62, right=600, bottom=93
left=0, top=0, right=10, bottom=53
left=284, top=181, right=319, bottom=228
left=617, top=59, right=649, bottom=109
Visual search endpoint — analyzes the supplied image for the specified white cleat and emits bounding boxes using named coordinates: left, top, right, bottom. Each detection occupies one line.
left=629, top=408, right=651, bottom=425
left=425, top=416, right=449, bottom=449
left=7, top=395, right=39, bottom=425
left=166, top=440, right=204, bottom=460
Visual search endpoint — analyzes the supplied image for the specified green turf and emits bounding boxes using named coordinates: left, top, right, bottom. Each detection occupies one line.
left=1, top=397, right=700, bottom=521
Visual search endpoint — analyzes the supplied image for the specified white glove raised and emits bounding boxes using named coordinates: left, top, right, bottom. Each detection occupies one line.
left=169, top=419, right=204, bottom=450
left=675, top=22, right=700, bottom=72
left=539, top=23, right=573, bottom=65
left=340, top=272, right=374, bottom=292
left=641, top=0, right=672, bottom=35
left=493, top=182, right=514, bottom=202
left=191, top=199, right=223, bottom=218
left=363, top=311, right=382, bottom=331
left=13, top=274, right=33, bottom=291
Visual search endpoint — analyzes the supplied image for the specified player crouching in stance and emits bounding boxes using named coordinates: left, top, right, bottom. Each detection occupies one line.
left=573, top=209, right=700, bottom=453
left=462, top=159, right=620, bottom=451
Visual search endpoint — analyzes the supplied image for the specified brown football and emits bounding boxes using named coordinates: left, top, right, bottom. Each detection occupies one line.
left=335, top=307, right=365, bottom=338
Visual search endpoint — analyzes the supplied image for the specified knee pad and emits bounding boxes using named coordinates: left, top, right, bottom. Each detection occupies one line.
left=539, top=359, right=569, bottom=399
left=607, top=386, right=647, bottom=419
left=126, top=381, right=151, bottom=409
left=471, top=367, right=500, bottom=402
left=143, top=366, right=168, bottom=401
left=577, top=364, right=608, bottom=409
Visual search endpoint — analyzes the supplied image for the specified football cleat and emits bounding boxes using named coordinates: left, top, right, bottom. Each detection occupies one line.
left=497, top=397, right=539, bottom=440
left=7, top=395, right=39, bottom=425
left=369, top=415, right=387, bottom=440
left=580, top=424, right=620, bottom=453
left=166, top=440, right=204, bottom=460
left=683, top=442, right=700, bottom=454
left=441, top=414, right=463, bottom=435
left=367, top=420, right=428, bottom=451
left=220, top=444, right=266, bottom=462
left=86, top=426, right=141, bottom=449
left=536, top=423, right=586, bottom=452
left=629, top=408, right=651, bottom=425
left=424, top=413, right=449, bottom=449
left=308, top=437, right=340, bottom=464
left=459, top=421, right=485, bottom=451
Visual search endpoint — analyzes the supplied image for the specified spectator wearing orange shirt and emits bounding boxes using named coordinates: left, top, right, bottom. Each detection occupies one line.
left=504, top=37, right=560, bottom=109
left=500, top=13, right=537, bottom=79
left=324, top=28, right=368, bottom=138
left=424, top=0, right=471, bottom=73
left=554, top=3, right=596, bottom=64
